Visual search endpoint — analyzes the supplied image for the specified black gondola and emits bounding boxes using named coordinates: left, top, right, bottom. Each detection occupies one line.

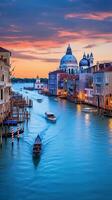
left=33, top=135, right=42, bottom=157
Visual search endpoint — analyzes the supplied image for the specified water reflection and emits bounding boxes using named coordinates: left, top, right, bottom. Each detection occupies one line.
left=76, top=104, right=81, bottom=114
left=58, top=99, right=67, bottom=108
left=84, top=113, right=90, bottom=126
left=32, top=155, right=41, bottom=168
left=0, top=83, right=112, bottom=200
left=108, top=119, right=112, bottom=133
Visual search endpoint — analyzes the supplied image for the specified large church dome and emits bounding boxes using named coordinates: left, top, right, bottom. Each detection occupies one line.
left=59, top=45, right=78, bottom=74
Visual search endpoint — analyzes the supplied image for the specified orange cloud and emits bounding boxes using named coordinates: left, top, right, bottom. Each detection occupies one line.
left=0, top=39, right=63, bottom=50
left=65, top=12, right=112, bottom=21
left=58, top=30, right=112, bottom=43
left=58, top=31, right=79, bottom=37
left=12, top=58, right=58, bottom=78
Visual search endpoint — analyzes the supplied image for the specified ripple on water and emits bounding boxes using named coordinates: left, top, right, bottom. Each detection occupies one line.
left=0, top=84, right=112, bottom=200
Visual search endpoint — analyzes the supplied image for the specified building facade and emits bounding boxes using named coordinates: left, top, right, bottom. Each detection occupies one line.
left=93, top=66, right=112, bottom=110
left=0, top=47, right=11, bottom=124
left=48, top=44, right=112, bottom=109
left=78, top=73, right=93, bottom=103
left=35, top=78, right=44, bottom=90
left=48, top=45, right=94, bottom=98
left=48, top=70, right=67, bottom=96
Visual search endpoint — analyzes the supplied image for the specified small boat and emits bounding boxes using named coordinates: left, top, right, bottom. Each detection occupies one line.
left=3, top=120, right=17, bottom=126
left=33, top=135, right=42, bottom=157
left=54, top=98, right=58, bottom=102
left=45, top=112, right=56, bottom=122
left=24, top=87, right=34, bottom=91
left=82, top=108, right=97, bottom=113
left=37, top=98, right=43, bottom=103
left=59, top=95, right=67, bottom=99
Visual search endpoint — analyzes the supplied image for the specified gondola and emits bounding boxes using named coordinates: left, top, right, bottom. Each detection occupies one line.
left=33, top=135, right=42, bottom=157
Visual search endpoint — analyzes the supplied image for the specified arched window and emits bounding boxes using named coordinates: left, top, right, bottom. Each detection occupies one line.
left=1, top=74, right=4, bottom=81
left=71, top=69, right=74, bottom=74
left=69, top=69, right=71, bottom=74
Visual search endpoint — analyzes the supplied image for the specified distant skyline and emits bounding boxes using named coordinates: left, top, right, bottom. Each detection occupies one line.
left=0, top=0, right=112, bottom=78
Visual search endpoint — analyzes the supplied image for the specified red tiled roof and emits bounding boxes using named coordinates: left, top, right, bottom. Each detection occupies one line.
left=59, top=73, right=78, bottom=80
left=0, top=47, right=11, bottom=53
left=49, top=70, right=66, bottom=75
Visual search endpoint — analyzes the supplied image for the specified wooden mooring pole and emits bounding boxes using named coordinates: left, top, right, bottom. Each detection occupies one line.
left=11, top=127, right=14, bottom=147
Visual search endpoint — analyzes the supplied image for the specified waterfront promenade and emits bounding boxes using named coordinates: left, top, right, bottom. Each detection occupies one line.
left=0, top=83, right=112, bottom=200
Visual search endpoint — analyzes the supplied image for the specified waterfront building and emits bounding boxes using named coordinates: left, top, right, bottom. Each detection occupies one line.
left=0, top=47, right=11, bottom=123
left=78, top=52, right=94, bottom=104
left=48, top=45, right=94, bottom=99
left=93, top=63, right=112, bottom=110
left=48, top=70, right=67, bottom=96
left=49, top=45, right=79, bottom=96
left=35, top=77, right=44, bottom=90
left=77, top=73, right=93, bottom=103
left=48, top=44, right=112, bottom=109
left=67, top=74, right=79, bottom=100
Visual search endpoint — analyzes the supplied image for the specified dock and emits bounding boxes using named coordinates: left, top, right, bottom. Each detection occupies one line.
left=0, top=92, right=33, bottom=146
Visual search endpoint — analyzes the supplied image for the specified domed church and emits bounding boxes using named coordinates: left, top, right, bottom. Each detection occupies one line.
left=79, top=52, right=94, bottom=73
left=59, top=44, right=78, bottom=74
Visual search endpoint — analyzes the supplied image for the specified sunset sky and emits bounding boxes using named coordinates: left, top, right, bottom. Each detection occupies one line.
left=0, top=0, right=112, bottom=78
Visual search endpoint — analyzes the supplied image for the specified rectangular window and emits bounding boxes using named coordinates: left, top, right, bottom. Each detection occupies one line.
left=1, top=89, right=3, bottom=100
left=96, top=86, right=102, bottom=94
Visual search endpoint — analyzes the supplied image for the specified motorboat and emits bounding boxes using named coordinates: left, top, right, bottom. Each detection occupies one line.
left=54, top=98, right=58, bottom=102
left=59, top=95, right=67, bottom=99
left=82, top=107, right=97, bottom=113
left=37, top=98, right=43, bottom=103
left=45, top=112, right=56, bottom=122
left=33, top=135, right=42, bottom=157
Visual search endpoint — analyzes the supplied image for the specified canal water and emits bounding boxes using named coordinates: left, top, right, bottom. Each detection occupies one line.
left=0, top=83, right=112, bottom=200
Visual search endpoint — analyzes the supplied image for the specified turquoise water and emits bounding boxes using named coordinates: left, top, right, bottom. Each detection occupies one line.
left=0, top=83, right=112, bottom=200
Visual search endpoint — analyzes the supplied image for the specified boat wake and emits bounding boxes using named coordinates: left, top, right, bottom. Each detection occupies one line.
left=38, top=125, right=50, bottom=140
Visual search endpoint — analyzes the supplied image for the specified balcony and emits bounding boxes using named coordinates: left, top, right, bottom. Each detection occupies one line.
left=5, top=82, right=12, bottom=87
